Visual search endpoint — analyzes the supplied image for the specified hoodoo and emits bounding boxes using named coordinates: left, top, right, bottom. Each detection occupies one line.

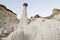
left=19, top=3, right=28, bottom=29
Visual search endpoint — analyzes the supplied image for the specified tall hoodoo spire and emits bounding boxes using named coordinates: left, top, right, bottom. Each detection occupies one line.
left=20, top=3, right=28, bottom=28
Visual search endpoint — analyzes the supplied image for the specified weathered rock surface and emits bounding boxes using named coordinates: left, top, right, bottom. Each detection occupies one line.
left=1, top=3, right=60, bottom=40
left=0, top=4, right=19, bottom=38
left=3, top=18, right=60, bottom=40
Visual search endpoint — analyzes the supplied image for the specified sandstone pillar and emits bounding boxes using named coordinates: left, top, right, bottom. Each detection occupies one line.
left=19, top=3, right=28, bottom=29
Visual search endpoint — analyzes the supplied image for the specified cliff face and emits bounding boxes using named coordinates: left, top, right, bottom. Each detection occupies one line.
left=0, top=4, right=19, bottom=37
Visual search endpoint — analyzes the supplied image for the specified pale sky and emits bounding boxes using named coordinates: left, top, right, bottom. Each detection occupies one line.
left=0, top=0, right=60, bottom=19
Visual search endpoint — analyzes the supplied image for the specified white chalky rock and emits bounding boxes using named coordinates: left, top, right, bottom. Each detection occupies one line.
left=3, top=18, right=60, bottom=40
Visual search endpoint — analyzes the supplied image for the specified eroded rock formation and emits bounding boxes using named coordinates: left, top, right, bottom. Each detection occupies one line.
left=0, top=3, right=60, bottom=40
left=0, top=4, right=19, bottom=38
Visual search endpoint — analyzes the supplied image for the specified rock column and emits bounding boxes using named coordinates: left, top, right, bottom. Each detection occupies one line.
left=19, top=3, right=28, bottom=29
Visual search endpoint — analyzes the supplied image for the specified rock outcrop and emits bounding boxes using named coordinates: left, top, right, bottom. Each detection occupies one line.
left=44, top=8, right=60, bottom=20
left=2, top=3, right=60, bottom=40
left=0, top=4, right=19, bottom=37
left=1, top=3, right=60, bottom=40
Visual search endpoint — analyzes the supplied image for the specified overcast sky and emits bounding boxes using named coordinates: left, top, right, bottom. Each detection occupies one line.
left=0, top=0, right=60, bottom=19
